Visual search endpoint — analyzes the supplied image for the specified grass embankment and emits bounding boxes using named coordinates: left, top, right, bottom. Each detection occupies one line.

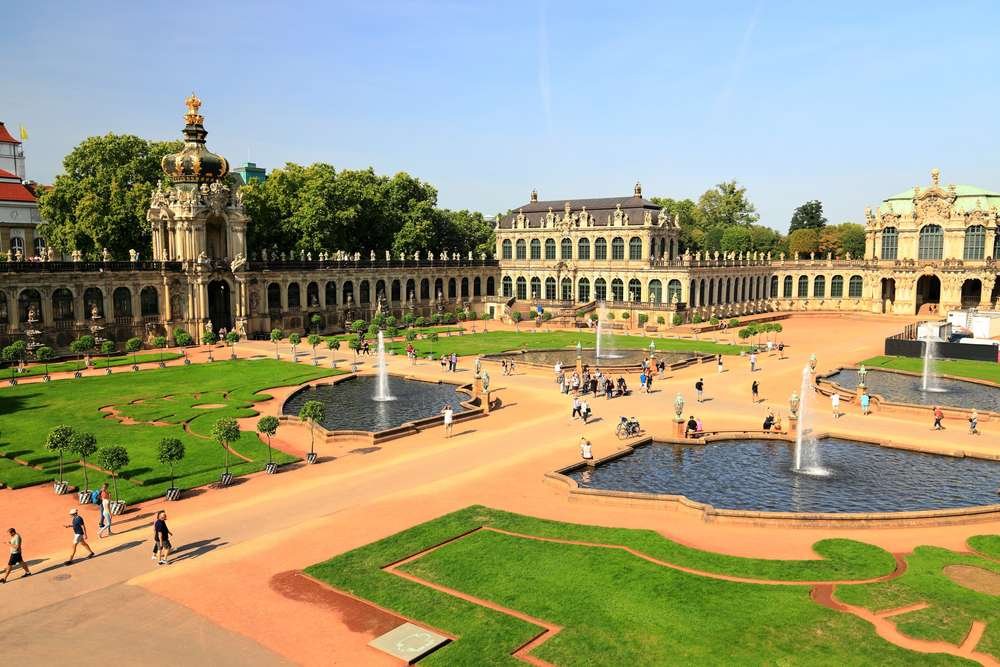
left=860, top=356, right=1000, bottom=385
left=306, top=506, right=966, bottom=665
left=836, top=538, right=1000, bottom=659
left=0, top=359, right=337, bottom=501
left=381, top=330, right=743, bottom=360
left=11, top=352, right=184, bottom=378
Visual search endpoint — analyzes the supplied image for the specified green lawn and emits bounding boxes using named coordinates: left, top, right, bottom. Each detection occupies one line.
left=12, top=352, right=184, bottom=378
left=380, top=330, right=743, bottom=360
left=860, top=356, right=1000, bottom=384
left=305, top=506, right=973, bottom=665
left=0, top=359, right=337, bottom=502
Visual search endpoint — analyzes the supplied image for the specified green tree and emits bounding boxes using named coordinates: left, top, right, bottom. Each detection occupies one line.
left=125, top=336, right=142, bottom=364
left=350, top=319, right=367, bottom=334
left=225, top=330, right=240, bottom=349
left=820, top=222, right=865, bottom=258
left=36, top=345, right=53, bottom=376
left=270, top=328, right=283, bottom=358
left=157, top=438, right=186, bottom=491
left=310, top=313, right=322, bottom=333
left=256, top=415, right=280, bottom=466
left=152, top=335, right=167, bottom=363
left=697, top=181, right=759, bottom=229
left=325, top=337, right=340, bottom=353
left=788, top=200, right=827, bottom=233
left=288, top=332, right=301, bottom=359
left=720, top=226, right=752, bottom=254
left=307, top=334, right=321, bottom=362
left=211, top=417, right=241, bottom=476
left=650, top=197, right=701, bottom=250
left=298, top=400, right=325, bottom=457
left=70, top=431, right=98, bottom=492
left=201, top=331, right=218, bottom=346
left=100, top=340, right=116, bottom=370
left=46, top=425, right=76, bottom=484
left=96, top=445, right=130, bottom=502
left=788, top=228, right=821, bottom=257
left=174, top=330, right=193, bottom=347
left=37, top=134, right=182, bottom=258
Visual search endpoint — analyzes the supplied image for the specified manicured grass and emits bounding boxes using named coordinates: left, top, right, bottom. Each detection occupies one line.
left=836, top=538, right=1000, bottom=659
left=11, top=352, right=184, bottom=378
left=860, top=356, right=1000, bottom=385
left=306, top=506, right=964, bottom=665
left=0, top=360, right=337, bottom=502
left=380, top=330, right=743, bottom=361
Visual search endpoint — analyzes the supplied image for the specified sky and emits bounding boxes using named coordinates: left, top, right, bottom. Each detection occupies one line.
left=7, top=1, right=1000, bottom=232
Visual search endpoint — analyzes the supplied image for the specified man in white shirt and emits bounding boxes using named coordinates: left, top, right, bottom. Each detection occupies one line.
left=440, top=404, right=454, bottom=437
left=579, top=437, right=593, bottom=460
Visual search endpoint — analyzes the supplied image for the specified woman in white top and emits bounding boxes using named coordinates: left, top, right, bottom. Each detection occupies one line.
left=831, top=392, right=840, bottom=419
left=440, top=404, right=454, bottom=437
left=579, top=437, right=593, bottom=460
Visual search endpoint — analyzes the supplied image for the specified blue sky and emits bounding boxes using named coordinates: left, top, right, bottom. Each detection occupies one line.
left=7, top=1, right=1000, bottom=231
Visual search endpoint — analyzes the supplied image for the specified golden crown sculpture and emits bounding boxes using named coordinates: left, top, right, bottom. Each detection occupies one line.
left=184, top=92, right=204, bottom=125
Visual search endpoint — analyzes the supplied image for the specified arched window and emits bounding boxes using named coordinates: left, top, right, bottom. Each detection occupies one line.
left=448, top=278, right=456, bottom=298
left=813, top=275, right=826, bottom=298
left=419, top=278, right=429, bottom=300
left=140, top=286, right=159, bottom=317
left=434, top=278, right=443, bottom=300
left=113, top=287, right=132, bottom=319
left=84, top=287, right=104, bottom=317
left=461, top=277, right=469, bottom=298
left=724, top=278, right=731, bottom=303
left=325, top=281, right=337, bottom=306
left=560, top=277, right=572, bottom=301
left=515, top=239, right=526, bottom=260
left=10, top=237, right=24, bottom=256
left=594, top=278, right=607, bottom=302
left=849, top=275, right=863, bottom=298
left=307, top=282, right=320, bottom=307
left=918, top=224, right=943, bottom=260
left=515, top=276, right=527, bottom=300
left=594, top=238, right=608, bottom=260
left=391, top=279, right=402, bottom=302
left=667, top=279, right=682, bottom=303
left=628, top=278, right=641, bottom=302
left=700, top=280, right=707, bottom=305
left=502, top=239, right=512, bottom=259
left=288, top=283, right=301, bottom=308
left=964, top=225, right=986, bottom=260
left=544, top=238, right=556, bottom=260
left=628, top=237, right=642, bottom=260
left=994, top=231, right=1000, bottom=260
left=783, top=275, right=793, bottom=298
left=831, top=275, right=843, bottom=298
left=578, top=278, right=590, bottom=302
left=561, top=238, right=572, bottom=260
left=770, top=275, right=778, bottom=298
left=707, top=278, right=714, bottom=306
left=648, top=279, right=662, bottom=304
left=530, top=277, right=541, bottom=300
left=530, top=238, right=541, bottom=260
left=797, top=276, right=808, bottom=298
left=359, top=280, right=370, bottom=304
left=473, top=277, right=481, bottom=296
left=502, top=276, right=513, bottom=298
left=342, top=281, right=354, bottom=305
left=374, top=279, right=386, bottom=303
left=611, top=237, right=625, bottom=260
left=268, top=283, right=282, bottom=310
left=881, top=227, right=898, bottom=260
left=611, top=278, right=624, bottom=301
left=18, top=289, right=42, bottom=323
left=486, top=276, right=495, bottom=296
left=544, top=277, right=556, bottom=301
left=33, top=237, right=45, bottom=258
left=577, top=238, right=590, bottom=260
left=52, top=288, right=74, bottom=321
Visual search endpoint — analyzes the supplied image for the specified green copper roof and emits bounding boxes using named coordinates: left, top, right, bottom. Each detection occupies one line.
left=879, top=182, right=1000, bottom=215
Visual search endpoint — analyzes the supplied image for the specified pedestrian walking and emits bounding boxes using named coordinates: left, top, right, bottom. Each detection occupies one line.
left=579, top=436, right=593, bottom=460
left=751, top=380, right=759, bottom=403
left=932, top=405, right=944, bottom=430
left=98, top=482, right=112, bottom=537
left=1, top=528, right=30, bottom=583
left=580, top=398, right=591, bottom=424
left=450, top=352, right=458, bottom=372
left=646, top=374, right=653, bottom=393
left=154, top=511, right=173, bottom=565
left=440, top=404, right=454, bottom=437
left=860, top=392, right=871, bottom=415
left=716, top=354, right=724, bottom=374
left=571, top=396, right=582, bottom=420
left=831, top=392, right=840, bottom=419
left=440, top=356, right=448, bottom=372
left=777, top=342, right=785, bottom=359
left=749, top=352, right=757, bottom=373
left=639, top=371, right=647, bottom=393
left=64, top=508, right=94, bottom=565
left=695, top=378, right=704, bottom=403
left=968, top=410, right=979, bottom=435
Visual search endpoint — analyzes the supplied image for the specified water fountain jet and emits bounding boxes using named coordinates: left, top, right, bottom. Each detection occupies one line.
left=373, top=330, right=395, bottom=402
left=793, top=364, right=828, bottom=476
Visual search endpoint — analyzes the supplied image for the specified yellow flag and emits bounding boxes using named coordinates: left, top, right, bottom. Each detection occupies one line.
left=18, top=125, right=28, bottom=140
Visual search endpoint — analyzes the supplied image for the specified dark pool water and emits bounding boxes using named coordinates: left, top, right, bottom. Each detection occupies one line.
left=568, top=438, right=1000, bottom=513
left=494, top=349, right=693, bottom=368
left=826, top=368, right=1000, bottom=413
left=283, top=376, right=466, bottom=432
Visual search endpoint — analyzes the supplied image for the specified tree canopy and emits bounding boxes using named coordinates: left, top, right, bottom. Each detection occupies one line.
left=653, top=181, right=769, bottom=254
left=38, top=134, right=182, bottom=258
left=788, top=200, right=827, bottom=233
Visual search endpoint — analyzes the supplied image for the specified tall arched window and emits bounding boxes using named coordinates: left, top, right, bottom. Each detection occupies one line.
left=140, top=286, right=159, bottom=316
left=577, top=238, right=591, bottom=260
left=288, top=283, right=301, bottom=308
left=561, top=238, right=572, bottom=260
left=530, top=238, right=541, bottom=260
left=268, top=283, right=282, bottom=310
left=544, top=238, right=556, bottom=260
left=797, top=275, right=809, bottom=298
left=19, top=289, right=42, bottom=323
left=460, top=277, right=469, bottom=298
left=831, top=275, right=844, bottom=298
left=529, top=277, right=541, bottom=300
left=515, top=277, right=527, bottom=300
left=667, top=279, right=682, bottom=303
left=783, top=275, right=793, bottom=298
left=770, top=275, right=778, bottom=298
left=560, top=277, right=572, bottom=300
left=359, top=280, right=370, bottom=304
left=473, top=277, right=481, bottom=296
left=502, top=239, right=512, bottom=259
left=813, top=275, right=826, bottom=298
left=33, top=237, right=45, bottom=258
left=594, top=238, right=608, bottom=260
left=84, top=287, right=104, bottom=317
left=611, top=237, right=625, bottom=260
left=881, top=227, right=898, bottom=260
left=10, top=237, right=24, bottom=256
left=594, top=278, right=607, bottom=301
left=628, top=237, right=642, bottom=260
left=448, top=278, right=456, bottom=298
left=307, top=282, right=320, bottom=307
left=405, top=279, right=415, bottom=303
left=578, top=277, right=590, bottom=302
left=502, top=276, right=513, bottom=298
left=515, top=239, right=526, bottom=260
left=486, top=276, right=495, bottom=296
left=611, top=278, right=624, bottom=301
left=342, top=281, right=354, bottom=305
left=994, top=231, right=1000, bottom=260
left=420, top=278, right=429, bottom=300
left=648, top=279, right=662, bottom=304
left=391, top=280, right=401, bottom=302
left=113, top=287, right=132, bottom=319
left=964, top=225, right=986, bottom=260
left=849, top=275, right=863, bottom=298
left=325, top=281, right=337, bottom=306
left=628, top=279, right=641, bottom=301
left=52, top=288, right=74, bottom=321
left=918, top=225, right=943, bottom=260
left=544, top=277, right=556, bottom=300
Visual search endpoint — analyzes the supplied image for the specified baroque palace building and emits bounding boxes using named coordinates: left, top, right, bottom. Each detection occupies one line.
left=0, top=95, right=998, bottom=351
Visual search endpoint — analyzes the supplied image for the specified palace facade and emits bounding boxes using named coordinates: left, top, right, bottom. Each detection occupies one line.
left=0, top=96, right=998, bottom=351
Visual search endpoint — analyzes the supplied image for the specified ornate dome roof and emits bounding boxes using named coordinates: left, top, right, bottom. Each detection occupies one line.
left=160, top=93, right=229, bottom=184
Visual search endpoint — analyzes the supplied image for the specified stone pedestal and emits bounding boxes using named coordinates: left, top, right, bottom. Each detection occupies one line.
left=482, top=389, right=491, bottom=414
left=788, top=416, right=798, bottom=434
left=474, top=376, right=483, bottom=398
left=575, top=356, right=584, bottom=378
left=674, top=419, right=685, bottom=438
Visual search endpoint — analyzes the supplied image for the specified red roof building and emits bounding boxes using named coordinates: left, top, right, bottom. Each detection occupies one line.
left=0, top=121, right=45, bottom=258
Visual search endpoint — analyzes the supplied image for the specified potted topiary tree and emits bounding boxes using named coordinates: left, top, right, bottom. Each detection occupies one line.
left=174, top=330, right=193, bottom=364
left=211, top=417, right=240, bottom=487
left=36, top=345, right=53, bottom=382
left=311, top=313, right=322, bottom=334
left=96, top=445, right=130, bottom=514
left=3, top=341, right=25, bottom=385
left=70, top=431, right=97, bottom=504
left=101, top=340, right=116, bottom=374
left=325, top=337, right=341, bottom=368
left=158, top=437, right=185, bottom=501
left=153, top=335, right=168, bottom=367
left=288, top=333, right=301, bottom=362
left=270, top=328, right=283, bottom=360
left=68, top=337, right=86, bottom=377
left=225, top=330, right=240, bottom=360
left=672, top=313, right=684, bottom=326
left=77, top=334, right=96, bottom=369
left=125, top=336, right=142, bottom=371
left=46, top=425, right=75, bottom=495
left=298, top=400, right=325, bottom=464
left=350, top=319, right=366, bottom=335
left=256, top=415, right=280, bottom=474
left=511, top=310, right=522, bottom=331
left=307, top=334, right=321, bottom=365
left=202, top=330, right=218, bottom=362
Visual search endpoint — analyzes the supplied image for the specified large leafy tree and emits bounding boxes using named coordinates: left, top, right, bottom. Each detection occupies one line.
left=696, top=181, right=759, bottom=230
left=650, top=197, right=701, bottom=250
left=38, top=134, right=182, bottom=258
left=788, top=228, right=821, bottom=257
left=788, top=200, right=827, bottom=233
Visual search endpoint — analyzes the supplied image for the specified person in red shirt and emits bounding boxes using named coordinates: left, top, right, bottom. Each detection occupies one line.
left=932, top=406, right=944, bottom=430
left=98, top=482, right=112, bottom=538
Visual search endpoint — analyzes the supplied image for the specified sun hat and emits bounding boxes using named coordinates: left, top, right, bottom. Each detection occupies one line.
left=68, top=508, right=78, bottom=515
